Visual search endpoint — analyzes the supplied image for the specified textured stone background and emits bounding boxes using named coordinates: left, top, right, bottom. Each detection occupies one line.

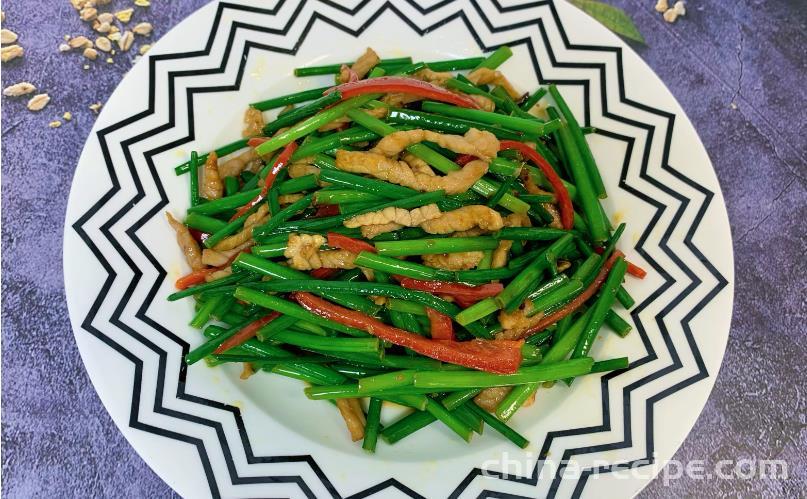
left=1, top=1, right=804, bottom=497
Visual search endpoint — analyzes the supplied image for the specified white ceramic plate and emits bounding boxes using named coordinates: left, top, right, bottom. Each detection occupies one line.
left=63, top=1, right=734, bottom=497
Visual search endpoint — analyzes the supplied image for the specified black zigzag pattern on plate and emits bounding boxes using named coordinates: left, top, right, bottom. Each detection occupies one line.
left=68, top=0, right=728, bottom=497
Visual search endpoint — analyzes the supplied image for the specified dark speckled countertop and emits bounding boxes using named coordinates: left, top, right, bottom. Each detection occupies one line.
left=2, top=1, right=805, bottom=497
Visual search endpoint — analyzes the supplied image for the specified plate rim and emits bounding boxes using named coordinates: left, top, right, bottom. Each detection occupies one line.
left=62, top=1, right=734, bottom=497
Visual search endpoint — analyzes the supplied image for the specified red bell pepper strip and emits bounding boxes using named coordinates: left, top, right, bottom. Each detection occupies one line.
left=229, top=141, right=298, bottom=221
left=499, top=140, right=574, bottom=230
left=314, top=204, right=340, bottom=218
left=325, top=76, right=481, bottom=109
left=441, top=294, right=478, bottom=309
left=247, top=137, right=269, bottom=148
left=396, top=277, right=503, bottom=300
left=214, top=312, right=280, bottom=354
left=593, top=247, right=646, bottom=278
left=426, top=307, right=455, bottom=341
left=519, top=252, right=622, bottom=339
left=174, top=248, right=252, bottom=290
left=188, top=228, right=209, bottom=244
left=175, top=269, right=213, bottom=290
left=293, top=292, right=523, bottom=373
left=455, top=154, right=477, bottom=166
left=310, top=268, right=339, bottom=279
left=625, top=262, right=646, bottom=279
left=327, top=232, right=377, bottom=254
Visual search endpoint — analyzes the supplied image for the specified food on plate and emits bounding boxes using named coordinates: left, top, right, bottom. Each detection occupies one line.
left=167, top=46, right=645, bottom=451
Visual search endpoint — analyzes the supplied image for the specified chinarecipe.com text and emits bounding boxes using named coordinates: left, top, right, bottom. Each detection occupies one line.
left=480, top=452, right=789, bottom=485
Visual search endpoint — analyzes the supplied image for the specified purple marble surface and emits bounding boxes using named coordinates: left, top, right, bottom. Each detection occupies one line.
left=1, top=1, right=804, bottom=497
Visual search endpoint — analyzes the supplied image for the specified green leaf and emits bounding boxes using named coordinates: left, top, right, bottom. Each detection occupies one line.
left=567, top=0, right=646, bottom=44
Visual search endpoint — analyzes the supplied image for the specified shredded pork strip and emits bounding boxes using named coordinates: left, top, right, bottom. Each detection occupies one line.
left=402, top=152, right=435, bottom=176
left=420, top=205, right=504, bottom=234
left=242, top=107, right=265, bottom=138
left=347, top=398, right=366, bottom=425
left=200, top=151, right=224, bottom=200
left=206, top=266, right=233, bottom=282
left=522, top=170, right=562, bottom=229
left=491, top=212, right=532, bottom=269
left=421, top=227, right=487, bottom=270
left=422, top=250, right=484, bottom=270
left=213, top=204, right=269, bottom=251
left=336, top=150, right=487, bottom=195
left=284, top=233, right=357, bottom=270
left=345, top=204, right=441, bottom=239
left=371, top=128, right=499, bottom=161
left=358, top=222, right=404, bottom=239
left=278, top=193, right=305, bottom=205
left=381, top=92, right=424, bottom=108
left=218, top=148, right=263, bottom=178
left=202, top=241, right=252, bottom=267
left=467, top=94, right=496, bottom=112
left=474, top=385, right=536, bottom=412
left=543, top=203, right=563, bottom=229
left=166, top=212, right=204, bottom=270
left=335, top=398, right=365, bottom=441
left=337, top=47, right=380, bottom=84
left=344, top=204, right=441, bottom=228
left=240, top=362, right=256, bottom=380
left=410, top=68, right=494, bottom=110
left=287, top=162, right=320, bottom=178
left=497, top=301, right=544, bottom=340
left=414, top=67, right=453, bottom=85
left=474, top=386, right=512, bottom=412
left=467, top=67, right=522, bottom=100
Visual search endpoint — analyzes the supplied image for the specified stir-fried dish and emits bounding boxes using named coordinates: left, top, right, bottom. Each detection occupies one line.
left=167, top=47, right=647, bottom=451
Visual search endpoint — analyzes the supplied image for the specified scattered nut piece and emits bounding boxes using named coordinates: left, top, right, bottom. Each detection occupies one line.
left=3, top=82, right=36, bottom=97
left=64, top=34, right=71, bottom=41
left=69, top=0, right=84, bottom=9
left=94, top=21, right=111, bottom=33
left=68, top=35, right=92, bottom=49
left=132, top=22, right=152, bottom=36
left=1, top=44, right=23, bottom=62
left=134, top=0, right=151, bottom=6
left=83, top=47, right=98, bottom=60
left=672, top=1, right=686, bottom=16
left=83, top=63, right=90, bottom=70
left=1, top=11, right=4, bottom=22
left=118, top=30, right=134, bottom=51
left=106, top=57, right=113, bottom=63
left=95, top=36, right=111, bottom=52
left=27, top=93, right=51, bottom=111
left=730, top=102, right=738, bottom=110
left=654, top=0, right=669, bottom=13
left=114, top=8, right=134, bottom=23
left=80, top=7, right=97, bottom=21
left=59, top=43, right=71, bottom=52
left=49, top=120, right=62, bottom=128
left=139, top=44, right=151, bottom=55
left=97, top=12, right=113, bottom=24
left=63, top=111, right=73, bottom=120
left=89, top=102, right=103, bottom=113
left=1, top=28, right=18, bottom=44
left=662, top=8, right=679, bottom=23
left=78, top=0, right=96, bottom=9
left=107, top=31, right=121, bottom=41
